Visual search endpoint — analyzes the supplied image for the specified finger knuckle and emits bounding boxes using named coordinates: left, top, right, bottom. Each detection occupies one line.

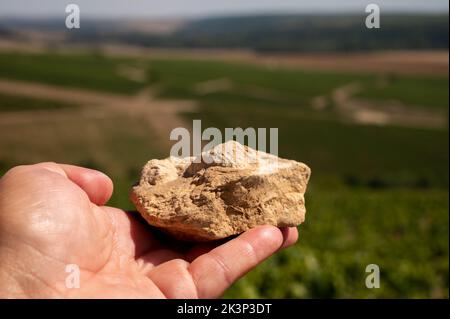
left=239, top=238, right=259, bottom=265
left=208, top=251, right=234, bottom=286
left=3, top=164, right=32, bottom=179
left=166, top=259, right=199, bottom=298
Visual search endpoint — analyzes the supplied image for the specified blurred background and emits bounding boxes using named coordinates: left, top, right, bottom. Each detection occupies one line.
left=0, top=0, right=448, bottom=298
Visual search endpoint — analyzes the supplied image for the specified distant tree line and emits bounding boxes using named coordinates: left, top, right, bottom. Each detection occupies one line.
left=2, top=14, right=448, bottom=52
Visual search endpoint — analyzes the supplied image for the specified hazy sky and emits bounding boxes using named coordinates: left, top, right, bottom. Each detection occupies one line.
left=0, top=0, right=448, bottom=18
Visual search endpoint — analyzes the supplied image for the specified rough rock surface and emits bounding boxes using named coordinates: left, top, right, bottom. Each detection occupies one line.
left=130, top=141, right=311, bottom=241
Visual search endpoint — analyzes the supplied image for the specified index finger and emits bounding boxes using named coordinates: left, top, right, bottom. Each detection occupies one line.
left=188, top=225, right=284, bottom=298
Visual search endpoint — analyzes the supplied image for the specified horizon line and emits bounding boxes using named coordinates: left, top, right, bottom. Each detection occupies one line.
left=0, top=9, right=448, bottom=21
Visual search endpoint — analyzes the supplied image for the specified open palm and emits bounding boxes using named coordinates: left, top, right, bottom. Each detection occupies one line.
left=0, top=162, right=297, bottom=298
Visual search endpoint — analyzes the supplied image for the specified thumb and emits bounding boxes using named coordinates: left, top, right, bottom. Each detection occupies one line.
left=25, top=162, right=114, bottom=206
left=59, top=164, right=114, bottom=205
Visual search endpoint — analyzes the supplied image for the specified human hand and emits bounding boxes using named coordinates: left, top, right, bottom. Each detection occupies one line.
left=0, top=162, right=298, bottom=298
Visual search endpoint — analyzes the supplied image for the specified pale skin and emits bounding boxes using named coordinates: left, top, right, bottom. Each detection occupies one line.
left=0, top=162, right=298, bottom=298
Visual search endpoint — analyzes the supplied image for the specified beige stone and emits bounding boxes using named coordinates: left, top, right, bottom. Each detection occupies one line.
left=130, top=141, right=311, bottom=241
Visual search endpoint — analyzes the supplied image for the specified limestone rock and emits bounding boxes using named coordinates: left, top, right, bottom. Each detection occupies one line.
left=130, top=141, right=311, bottom=241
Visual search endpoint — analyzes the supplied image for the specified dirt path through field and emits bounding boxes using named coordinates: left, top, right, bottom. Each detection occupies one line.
left=0, top=79, right=196, bottom=151
left=330, top=82, right=447, bottom=129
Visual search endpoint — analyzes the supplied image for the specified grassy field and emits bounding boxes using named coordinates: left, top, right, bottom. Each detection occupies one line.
left=147, top=58, right=449, bottom=109
left=0, top=52, right=147, bottom=94
left=0, top=52, right=448, bottom=298
left=225, top=189, right=448, bottom=298
left=0, top=93, right=77, bottom=112
left=356, top=74, right=449, bottom=109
